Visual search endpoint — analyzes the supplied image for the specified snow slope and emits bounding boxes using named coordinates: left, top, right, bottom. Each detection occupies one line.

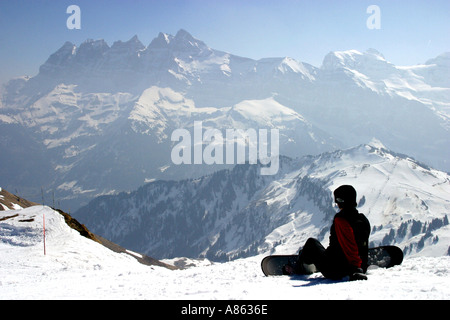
left=1, top=205, right=449, bottom=300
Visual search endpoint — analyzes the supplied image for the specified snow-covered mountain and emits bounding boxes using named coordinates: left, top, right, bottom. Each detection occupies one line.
left=74, top=143, right=450, bottom=261
left=1, top=29, right=449, bottom=212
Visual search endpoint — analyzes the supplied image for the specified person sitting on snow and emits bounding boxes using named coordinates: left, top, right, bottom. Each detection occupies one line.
left=284, top=185, right=371, bottom=281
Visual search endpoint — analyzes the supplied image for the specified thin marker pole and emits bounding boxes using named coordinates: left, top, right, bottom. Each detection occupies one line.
left=43, top=213, right=46, bottom=255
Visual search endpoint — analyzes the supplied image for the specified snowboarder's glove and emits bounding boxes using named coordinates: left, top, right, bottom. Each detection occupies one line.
left=349, top=267, right=368, bottom=281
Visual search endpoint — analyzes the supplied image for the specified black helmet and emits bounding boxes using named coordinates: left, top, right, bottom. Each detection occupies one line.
left=334, top=185, right=357, bottom=208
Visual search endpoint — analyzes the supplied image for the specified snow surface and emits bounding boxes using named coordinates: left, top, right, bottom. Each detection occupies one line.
left=1, top=206, right=449, bottom=300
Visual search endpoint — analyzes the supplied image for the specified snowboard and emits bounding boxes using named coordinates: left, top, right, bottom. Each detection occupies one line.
left=261, top=245, right=403, bottom=276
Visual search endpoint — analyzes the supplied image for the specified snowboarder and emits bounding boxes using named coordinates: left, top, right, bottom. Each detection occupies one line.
left=284, top=185, right=371, bottom=281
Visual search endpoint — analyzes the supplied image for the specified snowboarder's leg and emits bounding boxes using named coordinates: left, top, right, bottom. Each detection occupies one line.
left=299, top=238, right=345, bottom=279
left=288, top=238, right=325, bottom=275
left=281, top=238, right=322, bottom=275
left=299, top=238, right=326, bottom=265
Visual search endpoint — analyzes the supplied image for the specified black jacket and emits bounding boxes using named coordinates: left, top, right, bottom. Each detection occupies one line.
left=327, top=208, right=371, bottom=273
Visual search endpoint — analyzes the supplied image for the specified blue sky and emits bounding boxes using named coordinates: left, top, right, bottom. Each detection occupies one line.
left=0, top=0, right=449, bottom=85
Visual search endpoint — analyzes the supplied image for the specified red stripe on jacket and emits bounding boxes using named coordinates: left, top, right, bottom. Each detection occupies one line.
left=334, top=217, right=362, bottom=268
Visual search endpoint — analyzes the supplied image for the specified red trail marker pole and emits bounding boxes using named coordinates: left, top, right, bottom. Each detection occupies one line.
left=43, top=213, right=46, bottom=255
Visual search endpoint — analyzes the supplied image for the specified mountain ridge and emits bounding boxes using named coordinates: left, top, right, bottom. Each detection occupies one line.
left=1, top=29, right=449, bottom=211
left=74, top=143, right=450, bottom=261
